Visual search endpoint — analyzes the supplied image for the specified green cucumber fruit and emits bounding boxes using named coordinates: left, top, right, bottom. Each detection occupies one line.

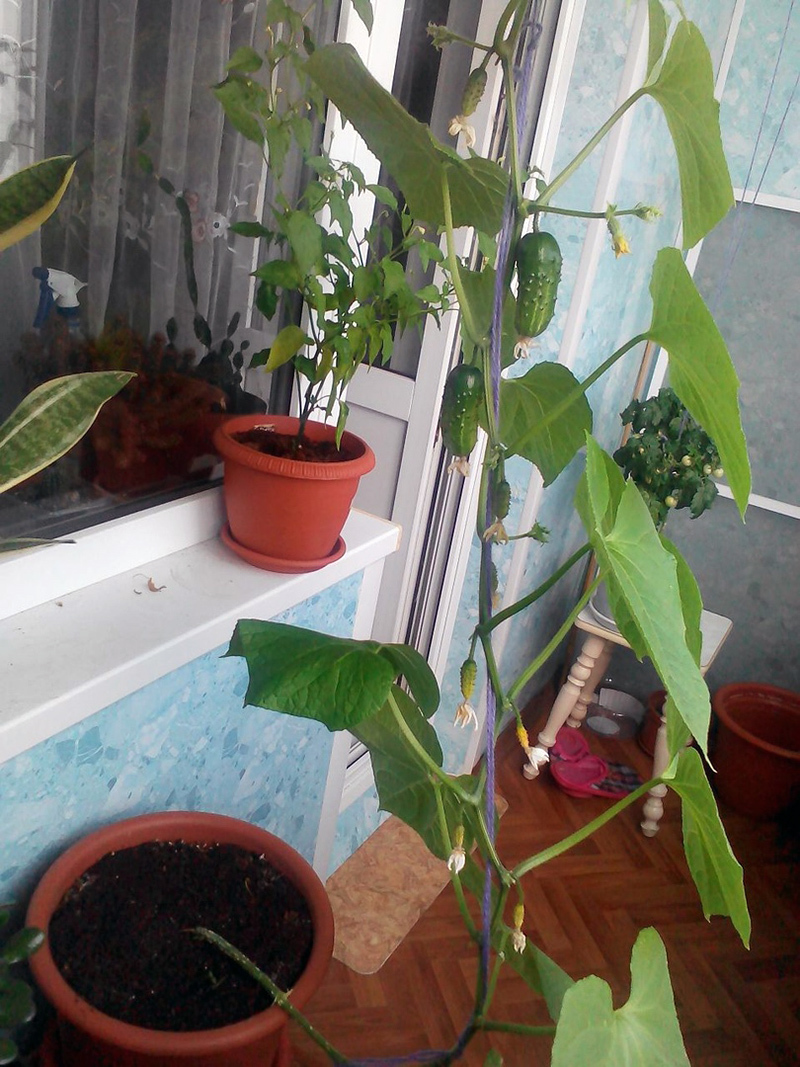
left=440, top=364, right=483, bottom=460
left=514, top=230, right=562, bottom=339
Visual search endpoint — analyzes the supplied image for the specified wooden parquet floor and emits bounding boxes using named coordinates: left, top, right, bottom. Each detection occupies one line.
left=293, top=695, right=800, bottom=1066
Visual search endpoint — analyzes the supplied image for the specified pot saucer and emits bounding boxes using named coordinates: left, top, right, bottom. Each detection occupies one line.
left=221, top=523, right=346, bottom=573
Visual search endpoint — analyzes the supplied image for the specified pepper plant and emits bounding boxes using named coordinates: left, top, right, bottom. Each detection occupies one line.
left=203, top=1, right=752, bottom=1063
left=212, top=1, right=452, bottom=444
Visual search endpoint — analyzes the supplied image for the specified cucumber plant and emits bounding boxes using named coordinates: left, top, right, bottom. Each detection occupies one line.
left=201, top=2, right=753, bottom=1064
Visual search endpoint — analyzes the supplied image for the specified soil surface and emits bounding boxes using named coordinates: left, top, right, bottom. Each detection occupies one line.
left=48, top=841, right=314, bottom=1032
left=232, top=427, right=354, bottom=463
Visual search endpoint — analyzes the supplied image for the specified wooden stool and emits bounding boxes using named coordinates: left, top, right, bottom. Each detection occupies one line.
left=523, top=607, right=732, bottom=836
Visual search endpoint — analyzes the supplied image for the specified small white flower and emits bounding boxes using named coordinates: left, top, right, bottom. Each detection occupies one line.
left=447, top=456, right=471, bottom=477
left=526, top=746, right=550, bottom=770
left=511, top=927, right=526, bottom=953
left=482, top=519, right=509, bottom=545
left=454, top=701, right=478, bottom=730
left=447, top=846, right=466, bottom=874
left=209, top=212, right=230, bottom=238
left=448, top=115, right=476, bottom=149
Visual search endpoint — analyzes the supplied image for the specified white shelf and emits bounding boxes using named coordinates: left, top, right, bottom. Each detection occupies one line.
left=1, top=509, right=400, bottom=767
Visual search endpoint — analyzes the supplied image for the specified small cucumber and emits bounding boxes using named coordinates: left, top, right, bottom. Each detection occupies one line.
left=490, top=460, right=511, bottom=521
left=460, top=68, right=487, bottom=117
left=514, top=231, right=562, bottom=340
left=460, top=657, right=477, bottom=701
left=440, top=364, right=483, bottom=465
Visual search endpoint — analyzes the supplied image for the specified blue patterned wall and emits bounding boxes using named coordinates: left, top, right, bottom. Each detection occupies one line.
left=0, top=573, right=362, bottom=904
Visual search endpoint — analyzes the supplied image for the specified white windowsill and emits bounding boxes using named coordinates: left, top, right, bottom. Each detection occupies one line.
left=1, top=509, right=400, bottom=768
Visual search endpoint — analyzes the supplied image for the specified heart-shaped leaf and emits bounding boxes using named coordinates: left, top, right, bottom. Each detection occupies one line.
left=500, top=363, right=592, bottom=484
left=645, top=20, right=734, bottom=248
left=551, top=928, right=689, bottom=1066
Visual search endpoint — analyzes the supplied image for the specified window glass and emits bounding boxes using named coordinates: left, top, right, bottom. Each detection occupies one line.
left=0, top=0, right=285, bottom=541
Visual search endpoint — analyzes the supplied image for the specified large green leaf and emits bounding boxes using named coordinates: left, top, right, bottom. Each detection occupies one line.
left=665, top=747, right=751, bottom=946
left=660, top=536, right=701, bottom=755
left=226, top=622, right=438, bottom=731
left=305, top=44, right=508, bottom=235
left=646, top=0, right=669, bottom=79
left=645, top=20, right=734, bottom=248
left=551, top=928, right=689, bottom=1066
left=646, top=249, right=750, bottom=516
left=578, top=440, right=712, bottom=756
left=0, top=372, right=134, bottom=494
left=354, top=687, right=446, bottom=849
left=500, top=363, right=592, bottom=485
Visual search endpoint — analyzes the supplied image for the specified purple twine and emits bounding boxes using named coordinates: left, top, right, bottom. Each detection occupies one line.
left=480, top=0, right=543, bottom=998
left=340, top=9, right=544, bottom=1067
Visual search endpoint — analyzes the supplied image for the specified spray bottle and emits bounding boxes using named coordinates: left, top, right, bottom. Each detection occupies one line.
left=32, top=267, right=86, bottom=337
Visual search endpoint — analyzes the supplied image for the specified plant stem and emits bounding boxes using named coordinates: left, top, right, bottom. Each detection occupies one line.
left=194, top=928, right=349, bottom=1064
left=506, top=576, right=599, bottom=704
left=477, top=1018, right=557, bottom=1037
left=441, top=171, right=482, bottom=346
left=528, top=204, right=655, bottom=220
left=511, top=777, right=660, bottom=878
left=477, top=543, right=591, bottom=634
left=434, top=785, right=479, bottom=940
left=535, top=88, right=646, bottom=207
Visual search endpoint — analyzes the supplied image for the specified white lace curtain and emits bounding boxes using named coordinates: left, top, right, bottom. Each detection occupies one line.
left=1, top=0, right=267, bottom=412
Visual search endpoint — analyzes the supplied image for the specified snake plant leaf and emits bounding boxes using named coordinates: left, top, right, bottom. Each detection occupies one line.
left=0, top=154, right=78, bottom=251
left=665, top=747, right=751, bottom=947
left=646, top=248, right=750, bottom=517
left=226, top=622, right=438, bottom=731
left=500, top=363, right=592, bottom=485
left=644, top=20, right=734, bottom=248
left=305, top=44, right=507, bottom=235
left=0, top=372, right=134, bottom=494
left=551, top=928, right=689, bottom=1066
left=577, top=439, right=712, bottom=757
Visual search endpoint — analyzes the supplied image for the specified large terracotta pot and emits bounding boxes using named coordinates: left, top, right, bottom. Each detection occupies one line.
left=712, top=684, right=800, bottom=819
left=213, top=415, right=375, bottom=572
left=27, top=812, right=334, bottom=1067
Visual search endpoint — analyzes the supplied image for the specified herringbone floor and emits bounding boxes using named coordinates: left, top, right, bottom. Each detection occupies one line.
left=293, top=693, right=800, bottom=1067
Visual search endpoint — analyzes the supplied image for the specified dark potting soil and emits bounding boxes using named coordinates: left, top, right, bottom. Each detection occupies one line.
left=47, top=841, right=314, bottom=1032
left=232, top=427, right=354, bottom=463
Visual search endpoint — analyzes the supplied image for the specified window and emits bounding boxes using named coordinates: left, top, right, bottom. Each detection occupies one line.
left=0, top=0, right=313, bottom=542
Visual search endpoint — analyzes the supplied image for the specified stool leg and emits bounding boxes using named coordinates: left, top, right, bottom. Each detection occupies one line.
left=641, top=716, right=669, bottom=837
left=523, top=633, right=610, bottom=780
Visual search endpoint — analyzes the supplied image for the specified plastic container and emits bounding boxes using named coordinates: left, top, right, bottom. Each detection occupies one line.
left=712, top=683, right=800, bottom=819
left=585, top=688, right=645, bottom=739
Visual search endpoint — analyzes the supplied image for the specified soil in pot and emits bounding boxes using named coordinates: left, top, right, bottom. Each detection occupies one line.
left=233, top=427, right=355, bottom=464
left=47, top=840, right=313, bottom=1032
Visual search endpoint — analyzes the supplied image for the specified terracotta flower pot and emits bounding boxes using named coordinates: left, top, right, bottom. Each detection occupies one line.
left=711, top=684, right=800, bottom=819
left=213, top=415, right=375, bottom=572
left=27, top=812, right=334, bottom=1067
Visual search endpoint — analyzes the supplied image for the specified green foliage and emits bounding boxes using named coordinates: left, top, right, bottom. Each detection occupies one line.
left=0, top=154, right=78, bottom=251
left=613, top=387, right=722, bottom=527
left=644, top=15, right=734, bottom=249
left=666, top=748, right=751, bottom=945
left=0, top=909, right=44, bottom=1064
left=0, top=372, right=134, bottom=496
left=210, top=5, right=451, bottom=440
left=646, top=249, right=750, bottom=514
left=550, top=929, right=690, bottom=1066
left=217, top=3, right=752, bottom=1064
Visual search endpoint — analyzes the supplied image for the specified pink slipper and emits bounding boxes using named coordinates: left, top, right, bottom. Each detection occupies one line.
left=551, top=756, right=643, bottom=799
left=550, top=726, right=590, bottom=762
